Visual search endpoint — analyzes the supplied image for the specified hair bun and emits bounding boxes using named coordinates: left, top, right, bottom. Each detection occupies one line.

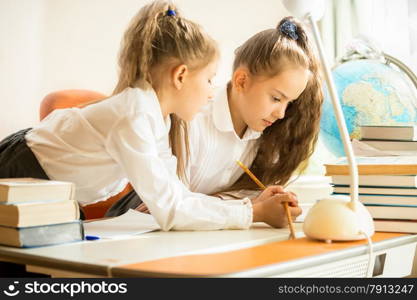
left=166, top=9, right=176, bottom=16
left=278, top=19, right=298, bottom=40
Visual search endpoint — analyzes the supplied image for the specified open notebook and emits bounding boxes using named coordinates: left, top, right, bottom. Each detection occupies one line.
left=83, top=209, right=161, bottom=239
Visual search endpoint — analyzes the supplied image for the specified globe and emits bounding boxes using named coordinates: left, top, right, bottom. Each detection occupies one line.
left=320, top=59, right=417, bottom=157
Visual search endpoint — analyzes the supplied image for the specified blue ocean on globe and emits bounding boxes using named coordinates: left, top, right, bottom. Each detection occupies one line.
left=320, top=59, right=417, bottom=157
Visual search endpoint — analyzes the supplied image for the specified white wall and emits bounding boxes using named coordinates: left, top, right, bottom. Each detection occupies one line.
left=0, top=0, right=45, bottom=138
left=0, top=0, right=289, bottom=139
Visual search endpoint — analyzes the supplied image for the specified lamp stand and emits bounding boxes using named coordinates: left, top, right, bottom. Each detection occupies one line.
left=301, top=14, right=375, bottom=242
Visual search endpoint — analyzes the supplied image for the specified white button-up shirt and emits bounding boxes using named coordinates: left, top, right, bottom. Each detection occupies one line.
left=25, top=87, right=252, bottom=231
left=186, top=87, right=261, bottom=194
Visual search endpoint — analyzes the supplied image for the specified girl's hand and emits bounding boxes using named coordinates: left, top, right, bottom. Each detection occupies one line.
left=252, top=192, right=302, bottom=228
left=135, top=202, right=150, bottom=214
left=252, top=185, right=285, bottom=204
left=252, top=185, right=298, bottom=206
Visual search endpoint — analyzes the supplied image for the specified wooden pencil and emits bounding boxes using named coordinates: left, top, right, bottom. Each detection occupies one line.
left=236, top=160, right=296, bottom=239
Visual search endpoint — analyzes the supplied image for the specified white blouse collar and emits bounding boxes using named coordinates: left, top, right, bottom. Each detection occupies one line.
left=212, top=86, right=261, bottom=141
left=132, top=87, right=171, bottom=136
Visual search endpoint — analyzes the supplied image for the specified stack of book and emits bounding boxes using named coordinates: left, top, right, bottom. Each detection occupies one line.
left=0, top=178, right=84, bottom=247
left=325, top=125, right=417, bottom=233
left=360, top=125, right=417, bottom=156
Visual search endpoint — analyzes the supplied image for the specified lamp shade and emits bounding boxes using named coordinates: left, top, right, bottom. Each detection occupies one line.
left=282, top=0, right=325, bottom=21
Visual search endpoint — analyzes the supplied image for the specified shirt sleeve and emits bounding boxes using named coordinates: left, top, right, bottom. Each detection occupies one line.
left=105, top=113, right=253, bottom=231
left=216, top=190, right=260, bottom=200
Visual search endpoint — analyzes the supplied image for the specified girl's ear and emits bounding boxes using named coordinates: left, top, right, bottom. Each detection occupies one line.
left=172, top=64, right=189, bottom=90
left=232, top=67, right=250, bottom=92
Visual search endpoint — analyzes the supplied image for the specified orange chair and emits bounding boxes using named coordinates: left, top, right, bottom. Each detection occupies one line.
left=39, top=89, right=133, bottom=219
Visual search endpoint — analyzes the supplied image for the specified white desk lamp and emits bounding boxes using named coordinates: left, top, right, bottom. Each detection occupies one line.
left=282, top=0, right=374, bottom=242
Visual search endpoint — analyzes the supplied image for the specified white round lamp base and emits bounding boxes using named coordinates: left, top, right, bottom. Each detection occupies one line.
left=303, top=195, right=375, bottom=242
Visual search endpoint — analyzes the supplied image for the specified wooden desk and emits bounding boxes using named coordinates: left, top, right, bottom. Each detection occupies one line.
left=0, top=223, right=415, bottom=278
left=112, top=232, right=417, bottom=278
left=0, top=223, right=290, bottom=277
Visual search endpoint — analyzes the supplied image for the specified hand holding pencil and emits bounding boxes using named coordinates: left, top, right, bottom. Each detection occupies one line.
left=236, top=160, right=300, bottom=239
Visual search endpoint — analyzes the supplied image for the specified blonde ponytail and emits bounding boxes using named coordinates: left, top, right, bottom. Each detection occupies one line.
left=114, top=0, right=218, bottom=181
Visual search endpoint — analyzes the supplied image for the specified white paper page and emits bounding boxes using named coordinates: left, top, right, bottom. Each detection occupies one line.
left=352, top=139, right=398, bottom=156
left=335, top=154, right=417, bottom=165
left=285, top=175, right=334, bottom=204
left=351, top=139, right=417, bottom=156
left=295, top=203, right=314, bottom=223
left=83, top=209, right=161, bottom=239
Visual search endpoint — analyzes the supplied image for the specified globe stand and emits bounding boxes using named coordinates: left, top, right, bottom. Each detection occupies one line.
left=282, top=0, right=375, bottom=242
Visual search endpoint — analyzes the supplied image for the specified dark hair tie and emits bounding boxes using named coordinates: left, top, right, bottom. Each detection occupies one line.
left=279, top=20, right=298, bottom=40
left=166, top=9, right=176, bottom=16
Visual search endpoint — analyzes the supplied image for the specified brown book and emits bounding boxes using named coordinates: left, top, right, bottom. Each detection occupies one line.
left=325, top=156, right=417, bottom=176
left=0, top=200, right=80, bottom=227
left=360, top=125, right=417, bottom=141
left=360, top=140, right=417, bottom=152
left=366, top=205, right=417, bottom=220
left=0, top=178, right=74, bottom=203
left=331, top=175, right=417, bottom=187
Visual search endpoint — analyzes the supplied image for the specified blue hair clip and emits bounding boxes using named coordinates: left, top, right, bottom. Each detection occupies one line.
left=166, top=9, right=176, bottom=16
left=279, top=20, right=298, bottom=40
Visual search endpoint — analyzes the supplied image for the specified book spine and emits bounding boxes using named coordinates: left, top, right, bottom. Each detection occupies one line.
left=360, top=126, right=417, bottom=141
left=325, top=164, right=417, bottom=176
left=333, top=186, right=417, bottom=196
left=365, top=205, right=417, bottom=220
left=332, top=193, right=417, bottom=206
left=331, top=175, right=417, bottom=187
left=374, top=222, right=417, bottom=233
left=19, top=222, right=84, bottom=248
left=360, top=140, right=417, bottom=151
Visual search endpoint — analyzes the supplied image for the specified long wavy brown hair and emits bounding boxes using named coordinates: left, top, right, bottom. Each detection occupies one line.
left=222, top=16, right=323, bottom=192
left=113, top=0, right=218, bottom=181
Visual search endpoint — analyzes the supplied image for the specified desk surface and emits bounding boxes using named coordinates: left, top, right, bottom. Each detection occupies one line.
left=0, top=223, right=294, bottom=277
left=0, top=223, right=415, bottom=278
left=112, top=232, right=416, bottom=277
